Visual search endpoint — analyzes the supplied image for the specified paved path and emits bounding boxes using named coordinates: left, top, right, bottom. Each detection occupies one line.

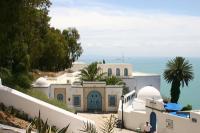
left=78, top=113, right=136, bottom=133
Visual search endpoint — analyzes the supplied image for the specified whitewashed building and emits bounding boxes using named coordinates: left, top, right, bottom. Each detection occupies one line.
left=33, top=74, right=122, bottom=112
left=118, top=86, right=200, bottom=133
left=71, top=62, right=160, bottom=91
left=33, top=62, right=160, bottom=112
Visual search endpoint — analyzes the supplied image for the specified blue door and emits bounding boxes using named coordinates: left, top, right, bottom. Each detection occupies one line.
left=150, top=112, right=156, bottom=132
left=87, top=91, right=102, bottom=111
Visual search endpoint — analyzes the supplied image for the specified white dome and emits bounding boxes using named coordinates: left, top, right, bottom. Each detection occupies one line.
left=35, top=77, right=49, bottom=87
left=137, top=86, right=162, bottom=101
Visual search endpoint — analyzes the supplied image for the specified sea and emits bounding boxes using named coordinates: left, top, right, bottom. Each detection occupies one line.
left=79, top=56, right=200, bottom=109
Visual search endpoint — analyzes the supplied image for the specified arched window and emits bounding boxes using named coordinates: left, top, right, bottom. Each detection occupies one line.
left=124, top=68, right=128, bottom=76
left=108, top=68, right=112, bottom=76
left=116, top=68, right=120, bottom=76
left=57, top=94, right=64, bottom=101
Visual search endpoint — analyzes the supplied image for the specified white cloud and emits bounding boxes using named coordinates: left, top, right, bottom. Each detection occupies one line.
left=49, top=6, right=200, bottom=57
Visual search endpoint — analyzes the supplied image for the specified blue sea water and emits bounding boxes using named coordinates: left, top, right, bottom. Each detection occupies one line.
left=79, top=56, right=200, bottom=109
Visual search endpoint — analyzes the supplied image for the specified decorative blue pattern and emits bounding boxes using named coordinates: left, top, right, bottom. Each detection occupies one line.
left=87, top=91, right=102, bottom=111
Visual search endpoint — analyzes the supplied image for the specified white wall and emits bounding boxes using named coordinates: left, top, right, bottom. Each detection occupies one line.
left=146, top=108, right=200, bottom=133
left=119, top=99, right=200, bottom=133
left=118, top=109, right=147, bottom=130
left=0, top=86, right=93, bottom=132
left=123, top=75, right=160, bottom=91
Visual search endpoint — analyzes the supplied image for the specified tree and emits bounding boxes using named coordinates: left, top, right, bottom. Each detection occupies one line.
left=80, top=62, right=105, bottom=81
left=105, top=76, right=129, bottom=95
left=0, top=0, right=83, bottom=89
left=62, top=28, right=83, bottom=68
left=0, top=0, right=51, bottom=89
left=105, top=76, right=124, bottom=85
left=163, top=57, right=194, bottom=103
left=38, top=28, right=67, bottom=71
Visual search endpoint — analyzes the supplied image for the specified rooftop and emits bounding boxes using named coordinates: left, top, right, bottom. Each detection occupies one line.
left=132, top=72, right=160, bottom=77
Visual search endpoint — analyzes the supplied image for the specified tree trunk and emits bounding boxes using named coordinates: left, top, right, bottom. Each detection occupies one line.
left=170, top=80, right=181, bottom=103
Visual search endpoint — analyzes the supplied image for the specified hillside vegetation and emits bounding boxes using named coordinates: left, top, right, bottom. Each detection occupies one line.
left=0, top=0, right=82, bottom=90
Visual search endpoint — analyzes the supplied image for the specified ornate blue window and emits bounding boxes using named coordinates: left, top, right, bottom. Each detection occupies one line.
left=116, top=68, right=120, bottom=76
left=73, top=95, right=81, bottom=107
left=109, top=95, right=117, bottom=107
left=108, top=68, right=112, bottom=76
left=57, top=94, right=64, bottom=101
left=124, top=68, right=128, bottom=76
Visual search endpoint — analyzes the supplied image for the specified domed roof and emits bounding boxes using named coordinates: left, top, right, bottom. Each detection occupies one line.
left=35, top=77, right=49, bottom=87
left=137, top=86, right=162, bottom=101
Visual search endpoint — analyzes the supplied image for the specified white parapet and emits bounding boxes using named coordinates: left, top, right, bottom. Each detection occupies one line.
left=0, top=78, right=2, bottom=86
left=0, top=86, right=94, bottom=132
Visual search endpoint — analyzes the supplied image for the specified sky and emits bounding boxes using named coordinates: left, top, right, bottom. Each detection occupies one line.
left=49, top=0, right=200, bottom=57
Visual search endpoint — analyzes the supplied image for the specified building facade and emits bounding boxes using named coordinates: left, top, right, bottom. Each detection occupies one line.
left=33, top=78, right=122, bottom=112
left=118, top=86, right=200, bottom=133
left=33, top=62, right=160, bottom=112
left=71, top=62, right=161, bottom=91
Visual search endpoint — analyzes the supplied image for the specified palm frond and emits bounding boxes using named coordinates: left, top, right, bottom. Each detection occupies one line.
left=80, top=121, right=98, bottom=133
left=100, top=114, right=117, bottom=133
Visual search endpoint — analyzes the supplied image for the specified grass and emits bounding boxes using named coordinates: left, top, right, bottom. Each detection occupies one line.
left=26, top=89, right=75, bottom=113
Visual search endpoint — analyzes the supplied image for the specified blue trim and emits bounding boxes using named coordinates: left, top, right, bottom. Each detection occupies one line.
left=87, top=91, right=102, bottom=111
left=150, top=112, right=156, bottom=132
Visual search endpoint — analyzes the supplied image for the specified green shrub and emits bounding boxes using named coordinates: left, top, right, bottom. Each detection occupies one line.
left=14, top=73, right=32, bottom=89
left=26, top=111, right=70, bottom=133
left=181, top=104, right=192, bottom=111
left=0, top=67, right=14, bottom=87
left=0, top=67, right=33, bottom=90
left=0, top=103, right=6, bottom=111
left=26, top=89, right=75, bottom=112
left=0, top=103, right=32, bottom=122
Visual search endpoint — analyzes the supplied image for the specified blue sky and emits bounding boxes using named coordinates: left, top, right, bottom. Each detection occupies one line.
left=49, top=0, right=200, bottom=57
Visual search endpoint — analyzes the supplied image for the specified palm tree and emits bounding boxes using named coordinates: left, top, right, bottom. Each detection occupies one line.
left=163, top=57, right=194, bottom=103
left=105, top=76, right=129, bottom=94
left=80, top=62, right=105, bottom=81
left=105, top=76, right=124, bottom=85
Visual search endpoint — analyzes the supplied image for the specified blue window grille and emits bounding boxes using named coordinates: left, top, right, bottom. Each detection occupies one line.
left=73, top=95, right=81, bottom=107
left=108, top=68, right=112, bottom=76
left=116, top=68, right=120, bottom=76
left=124, top=68, right=128, bottom=76
left=57, top=94, right=64, bottom=101
left=109, top=95, right=116, bottom=107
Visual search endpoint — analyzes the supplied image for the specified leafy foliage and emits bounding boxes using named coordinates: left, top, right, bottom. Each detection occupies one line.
left=26, top=111, right=70, bottom=133
left=105, top=76, right=129, bottom=94
left=80, top=115, right=117, bottom=133
left=80, top=121, right=98, bottom=133
left=105, top=76, right=124, bottom=85
left=0, top=103, right=31, bottom=122
left=0, top=67, right=32, bottom=90
left=163, top=57, right=194, bottom=103
left=181, top=104, right=192, bottom=111
left=80, top=62, right=106, bottom=81
left=26, top=89, right=75, bottom=112
left=0, top=0, right=83, bottom=89
left=100, top=114, right=118, bottom=133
